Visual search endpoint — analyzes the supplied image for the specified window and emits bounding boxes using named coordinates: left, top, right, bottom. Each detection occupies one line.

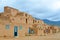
left=6, top=25, right=10, bottom=30
left=31, top=30, right=34, bottom=34
left=14, top=26, right=18, bottom=32
left=20, top=25, right=22, bottom=30
left=26, top=19, right=27, bottom=23
left=44, top=29, right=50, bottom=33
left=33, top=20, right=36, bottom=23
left=33, top=20, right=34, bottom=23
left=28, top=28, right=35, bottom=34
left=0, top=14, right=1, bottom=16
left=38, top=21, right=39, bottom=23
left=28, top=28, right=30, bottom=34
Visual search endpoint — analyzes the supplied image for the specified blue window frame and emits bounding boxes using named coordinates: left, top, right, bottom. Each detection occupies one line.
left=28, top=28, right=34, bottom=34
left=19, top=25, right=22, bottom=30
left=14, top=26, right=18, bottom=32
left=14, top=26, right=18, bottom=36
left=28, top=28, right=30, bottom=34
left=31, top=30, right=34, bottom=34
left=6, top=25, right=10, bottom=30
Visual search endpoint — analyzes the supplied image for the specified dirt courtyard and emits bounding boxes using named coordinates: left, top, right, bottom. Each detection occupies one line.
left=0, top=32, right=60, bottom=40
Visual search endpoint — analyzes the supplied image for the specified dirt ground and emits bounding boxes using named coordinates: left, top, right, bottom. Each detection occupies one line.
left=0, top=32, right=60, bottom=40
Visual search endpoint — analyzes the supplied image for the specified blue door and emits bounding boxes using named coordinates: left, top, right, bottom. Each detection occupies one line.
left=28, top=28, right=30, bottom=34
left=14, top=26, right=18, bottom=37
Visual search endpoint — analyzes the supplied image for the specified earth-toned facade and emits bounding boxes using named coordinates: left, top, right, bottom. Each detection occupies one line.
left=0, top=6, right=60, bottom=37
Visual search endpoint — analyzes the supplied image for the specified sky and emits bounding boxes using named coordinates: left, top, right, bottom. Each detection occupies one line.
left=0, top=0, right=60, bottom=21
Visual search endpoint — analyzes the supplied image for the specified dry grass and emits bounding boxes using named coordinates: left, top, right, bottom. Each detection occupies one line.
left=0, top=32, right=60, bottom=40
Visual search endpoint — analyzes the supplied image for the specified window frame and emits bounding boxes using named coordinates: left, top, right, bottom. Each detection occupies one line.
left=5, top=25, right=10, bottom=30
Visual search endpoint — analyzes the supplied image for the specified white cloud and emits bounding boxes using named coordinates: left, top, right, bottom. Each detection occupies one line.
left=50, top=1, right=60, bottom=11
left=0, top=0, right=60, bottom=21
left=0, top=0, right=16, bottom=6
left=0, top=0, right=16, bottom=12
left=25, top=0, right=60, bottom=21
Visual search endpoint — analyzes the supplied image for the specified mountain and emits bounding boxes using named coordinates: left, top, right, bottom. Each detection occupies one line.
left=35, top=17, right=60, bottom=26
left=42, top=19, right=60, bottom=26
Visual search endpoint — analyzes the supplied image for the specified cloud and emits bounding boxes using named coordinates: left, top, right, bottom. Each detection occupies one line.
left=47, top=15, right=60, bottom=21
left=0, top=0, right=16, bottom=7
left=0, top=0, right=60, bottom=21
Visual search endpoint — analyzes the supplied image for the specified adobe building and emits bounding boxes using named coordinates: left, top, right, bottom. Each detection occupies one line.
left=0, top=6, right=60, bottom=37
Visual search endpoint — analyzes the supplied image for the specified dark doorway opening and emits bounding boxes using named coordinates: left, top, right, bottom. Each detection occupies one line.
left=14, top=32, right=17, bottom=36
left=14, top=26, right=18, bottom=37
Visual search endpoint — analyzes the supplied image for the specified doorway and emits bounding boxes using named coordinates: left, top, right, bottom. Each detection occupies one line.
left=14, top=26, right=18, bottom=37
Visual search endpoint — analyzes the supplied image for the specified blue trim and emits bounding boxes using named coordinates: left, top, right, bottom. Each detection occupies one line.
left=14, top=26, right=18, bottom=36
left=20, top=25, right=22, bottom=30
left=6, top=25, right=10, bottom=30
left=28, top=28, right=30, bottom=34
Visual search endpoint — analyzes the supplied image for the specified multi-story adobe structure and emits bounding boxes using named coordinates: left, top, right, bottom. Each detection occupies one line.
left=0, top=6, right=60, bottom=37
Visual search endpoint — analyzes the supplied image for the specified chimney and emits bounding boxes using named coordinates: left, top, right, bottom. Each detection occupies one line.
left=4, top=6, right=19, bottom=16
left=4, top=6, right=11, bottom=13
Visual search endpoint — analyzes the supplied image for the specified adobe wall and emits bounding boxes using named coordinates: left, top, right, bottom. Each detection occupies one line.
left=0, top=6, right=60, bottom=37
